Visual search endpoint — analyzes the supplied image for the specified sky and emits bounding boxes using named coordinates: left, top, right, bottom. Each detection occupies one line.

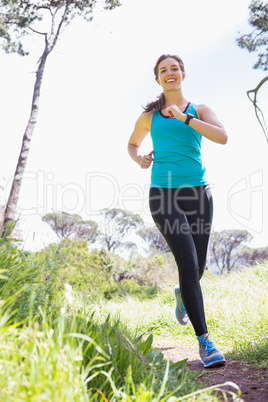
left=0, top=0, right=267, bottom=251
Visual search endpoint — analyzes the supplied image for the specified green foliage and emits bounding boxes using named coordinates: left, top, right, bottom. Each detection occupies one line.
left=3, top=227, right=266, bottom=399
left=126, top=251, right=178, bottom=287
left=98, top=262, right=268, bottom=371
left=233, top=338, right=268, bottom=367
left=237, top=0, right=268, bottom=70
left=120, top=278, right=158, bottom=300
left=0, top=306, right=196, bottom=401
left=0, top=0, right=37, bottom=55
left=30, top=239, right=114, bottom=301
left=28, top=239, right=163, bottom=303
left=0, top=235, right=203, bottom=401
left=0, top=0, right=121, bottom=56
left=0, top=222, right=48, bottom=320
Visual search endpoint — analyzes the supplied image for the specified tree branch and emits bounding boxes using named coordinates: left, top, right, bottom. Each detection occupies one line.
left=28, top=26, right=47, bottom=36
left=51, top=0, right=71, bottom=49
left=247, top=76, right=268, bottom=142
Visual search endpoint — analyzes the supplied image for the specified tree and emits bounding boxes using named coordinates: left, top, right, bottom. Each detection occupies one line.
left=100, top=208, right=143, bottom=253
left=209, top=229, right=253, bottom=274
left=73, top=218, right=99, bottom=243
left=0, top=0, right=120, bottom=228
left=236, top=0, right=268, bottom=140
left=237, top=245, right=268, bottom=267
left=137, top=225, right=170, bottom=254
left=42, top=211, right=99, bottom=243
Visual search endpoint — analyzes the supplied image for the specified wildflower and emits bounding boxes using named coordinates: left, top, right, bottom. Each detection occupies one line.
left=45, top=274, right=50, bottom=281
left=64, top=283, right=73, bottom=305
left=74, top=355, right=83, bottom=361
left=64, top=283, right=72, bottom=293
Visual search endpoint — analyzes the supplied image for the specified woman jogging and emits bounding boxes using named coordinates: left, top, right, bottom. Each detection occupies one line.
left=128, top=54, right=228, bottom=368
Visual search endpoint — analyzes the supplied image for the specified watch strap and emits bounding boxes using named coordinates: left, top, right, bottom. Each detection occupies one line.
left=185, top=113, right=194, bottom=125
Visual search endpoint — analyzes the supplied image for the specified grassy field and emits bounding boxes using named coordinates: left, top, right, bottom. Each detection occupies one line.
left=0, top=231, right=267, bottom=401
left=94, top=263, right=268, bottom=367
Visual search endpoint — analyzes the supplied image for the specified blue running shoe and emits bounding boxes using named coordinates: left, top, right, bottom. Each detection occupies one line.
left=196, top=334, right=226, bottom=368
left=174, top=285, right=189, bottom=325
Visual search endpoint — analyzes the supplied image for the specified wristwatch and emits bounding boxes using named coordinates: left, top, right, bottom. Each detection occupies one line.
left=184, top=113, right=194, bottom=125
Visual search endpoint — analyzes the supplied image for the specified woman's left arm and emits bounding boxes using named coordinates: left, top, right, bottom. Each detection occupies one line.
left=195, top=104, right=228, bottom=144
left=165, top=104, right=228, bottom=145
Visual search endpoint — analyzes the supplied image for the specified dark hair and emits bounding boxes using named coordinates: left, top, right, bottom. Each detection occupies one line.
left=143, top=54, right=185, bottom=113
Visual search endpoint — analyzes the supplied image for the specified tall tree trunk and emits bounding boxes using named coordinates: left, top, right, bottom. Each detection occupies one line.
left=2, top=1, right=70, bottom=231
left=226, top=249, right=232, bottom=273
left=3, top=46, right=50, bottom=228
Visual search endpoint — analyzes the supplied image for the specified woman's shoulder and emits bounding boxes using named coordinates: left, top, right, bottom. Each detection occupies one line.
left=195, top=103, right=208, bottom=111
left=132, top=110, right=153, bottom=133
left=195, top=103, right=212, bottom=120
left=142, top=110, right=154, bottom=119
left=140, top=110, right=154, bottom=128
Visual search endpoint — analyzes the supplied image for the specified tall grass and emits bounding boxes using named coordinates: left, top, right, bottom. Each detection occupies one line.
left=95, top=263, right=268, bottom=368
left=1, top=231, right=240, bottom=401
left=0, top=305, right=195, bottom=401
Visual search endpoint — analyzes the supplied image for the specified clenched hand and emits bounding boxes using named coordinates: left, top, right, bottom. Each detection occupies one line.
left=138, top=150, right=154, bottom=169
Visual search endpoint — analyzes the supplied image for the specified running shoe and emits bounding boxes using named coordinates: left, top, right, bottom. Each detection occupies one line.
left=196, top=334, right=226, bottom=368
left=174, top=285, right=189, bottom=325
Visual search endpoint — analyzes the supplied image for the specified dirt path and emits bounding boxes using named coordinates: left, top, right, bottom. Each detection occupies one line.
left=153, top=339, right=268, bottom=401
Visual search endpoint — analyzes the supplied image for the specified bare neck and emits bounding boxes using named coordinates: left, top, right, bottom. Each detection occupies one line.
left=163, top=90, right=188, bottom=109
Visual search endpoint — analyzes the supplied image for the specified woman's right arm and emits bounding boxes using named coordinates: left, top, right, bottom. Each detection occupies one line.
left=128, top=112, right=154, bottom=169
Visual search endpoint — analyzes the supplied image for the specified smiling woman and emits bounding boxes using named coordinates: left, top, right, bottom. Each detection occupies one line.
left=128, top=53, right=228, bottom=369
left=143, top=55, right=186, bottom=114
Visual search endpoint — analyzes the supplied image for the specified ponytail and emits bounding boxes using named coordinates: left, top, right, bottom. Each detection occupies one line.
left=143, top=92, right=165, bottom=113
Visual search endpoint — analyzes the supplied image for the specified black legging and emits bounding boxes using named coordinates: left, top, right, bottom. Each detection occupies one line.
left=149, top=185, right=213, bottom=336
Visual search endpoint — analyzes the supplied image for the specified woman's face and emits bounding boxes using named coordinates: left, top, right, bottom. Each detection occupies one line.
left=156, top=57, right=185, bottom=90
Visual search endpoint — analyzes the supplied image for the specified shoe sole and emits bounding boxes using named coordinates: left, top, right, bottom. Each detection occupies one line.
left=201, top=357, right=226, bottom=368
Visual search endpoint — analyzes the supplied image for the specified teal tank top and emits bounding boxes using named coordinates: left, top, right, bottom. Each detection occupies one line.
left=150, top=102, right=208, bottom=188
